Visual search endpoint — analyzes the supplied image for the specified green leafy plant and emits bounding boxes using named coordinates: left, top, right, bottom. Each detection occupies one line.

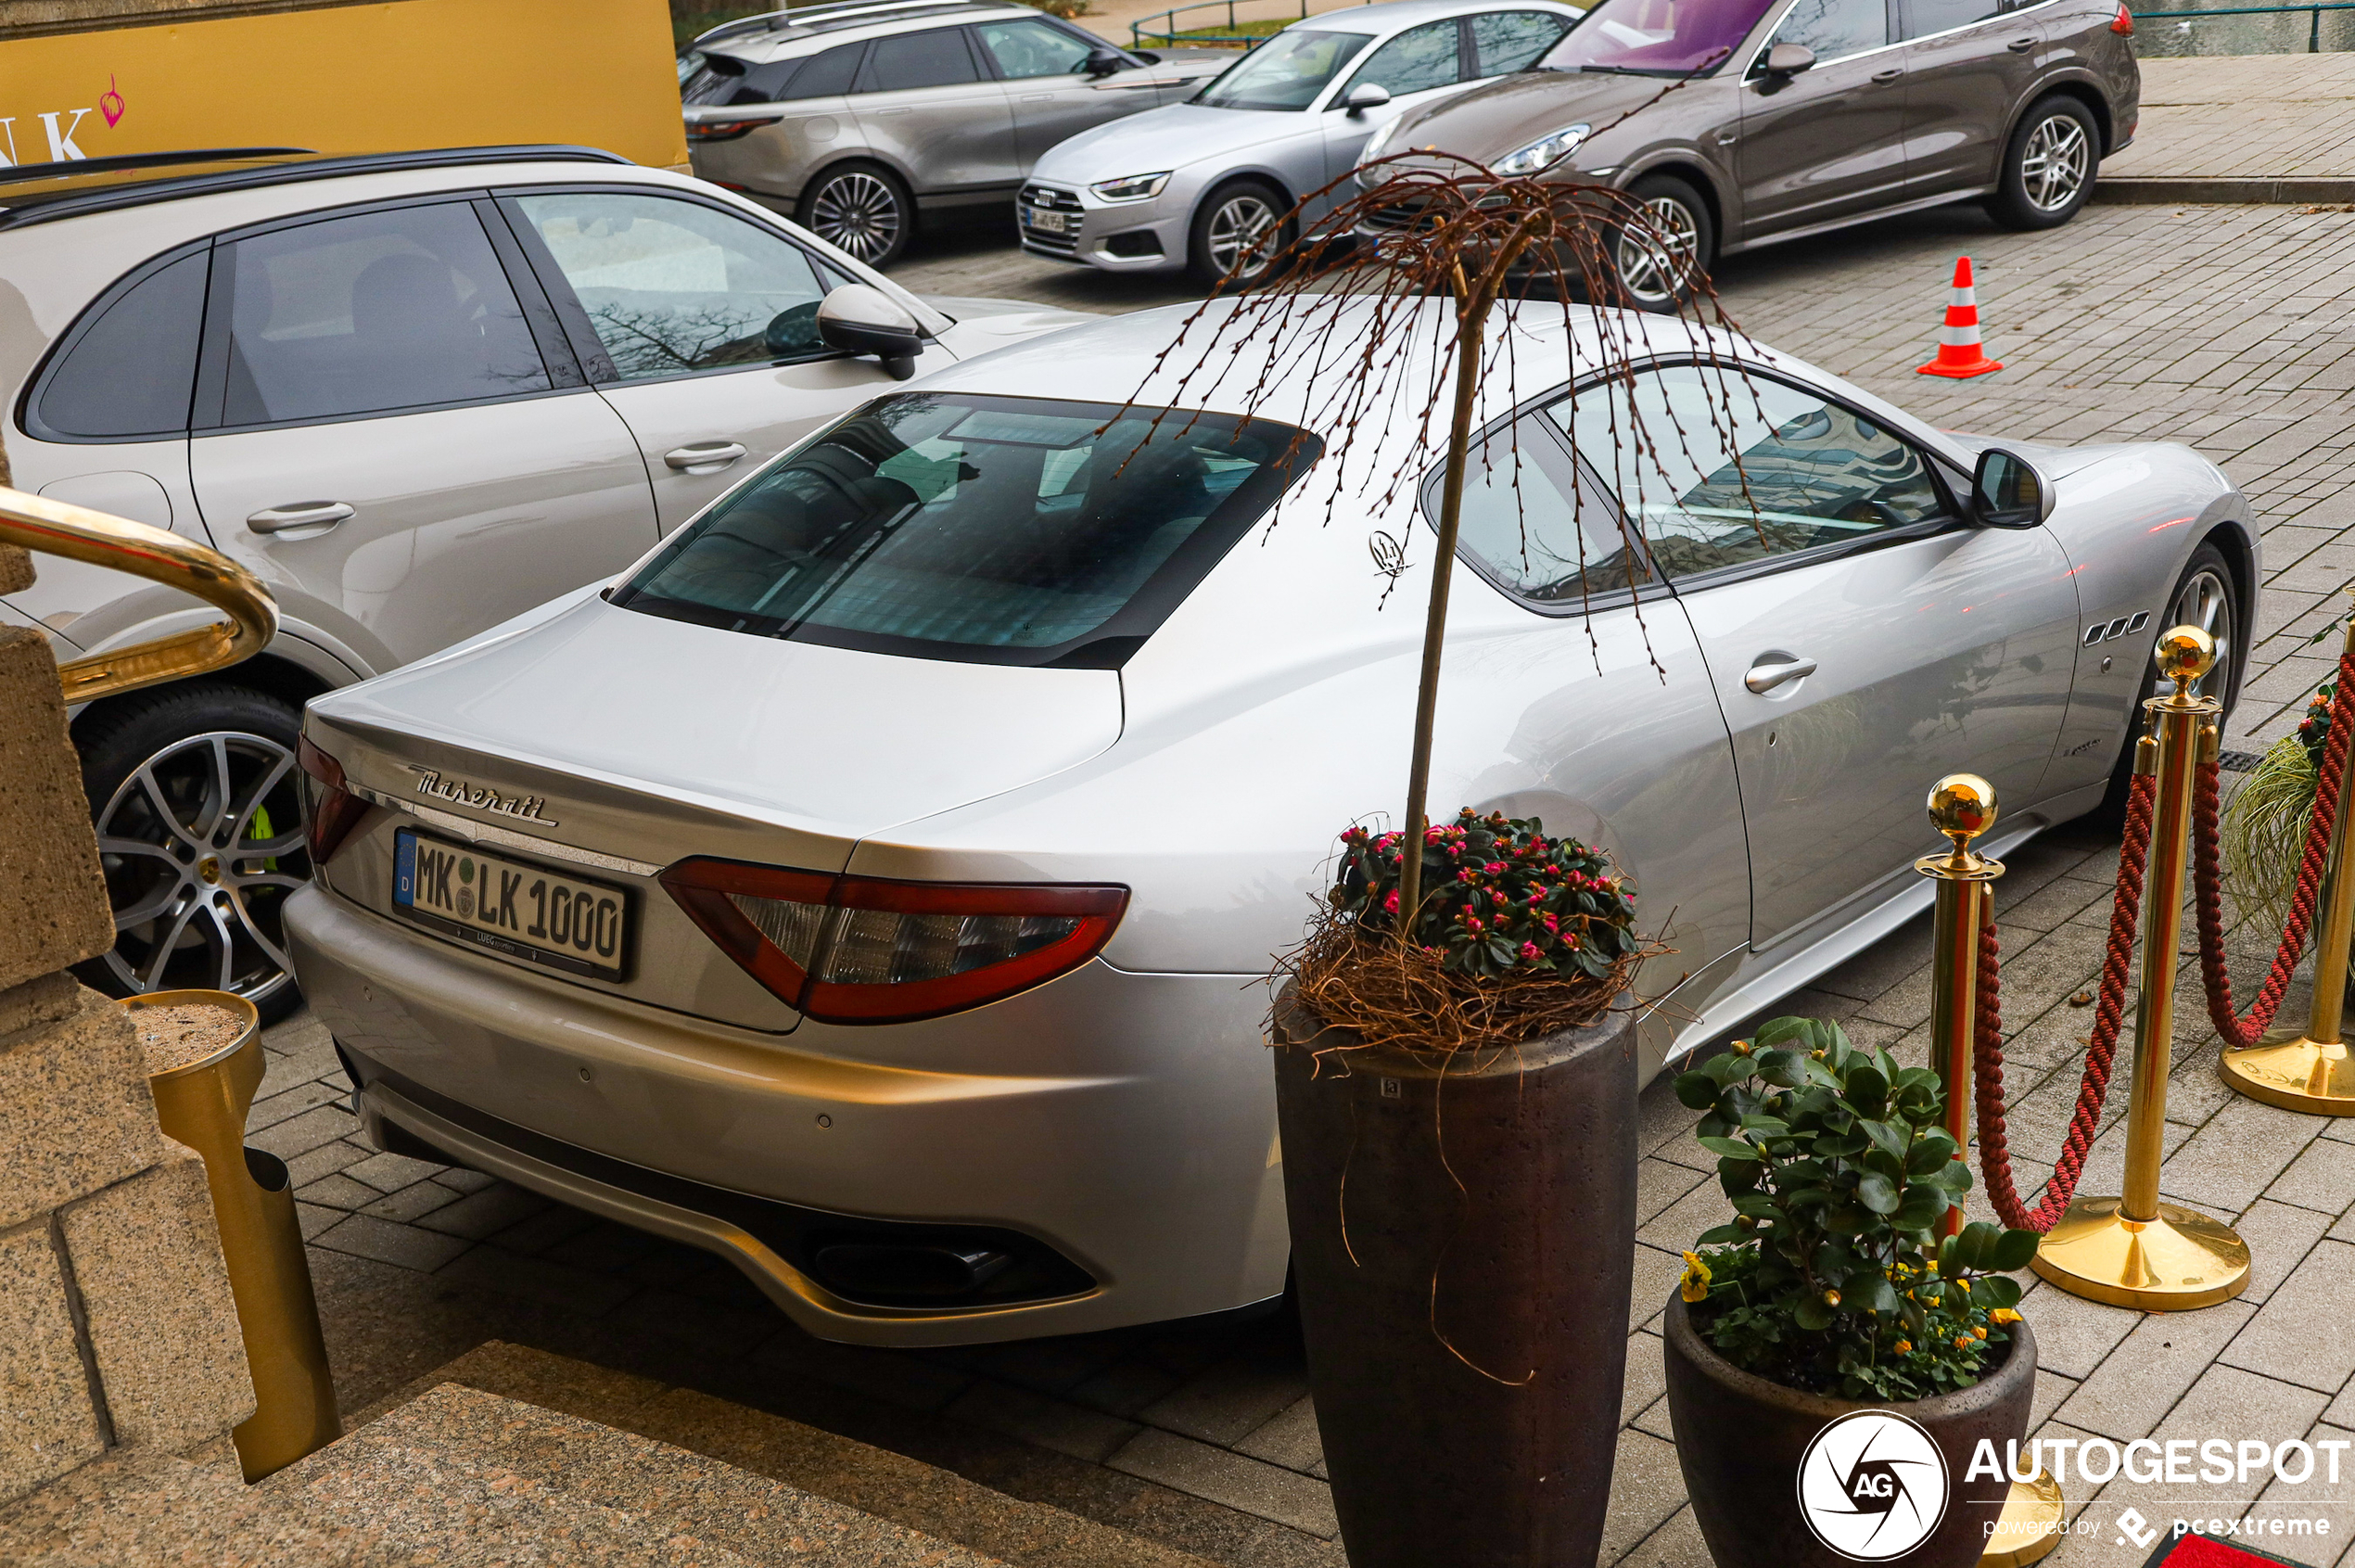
left=1330, top=809, right=1638, bottom=980
left=1673, top=1016, right=2038, bottom=1399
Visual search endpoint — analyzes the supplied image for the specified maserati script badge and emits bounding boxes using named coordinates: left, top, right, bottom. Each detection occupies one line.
left=409, top=767, right=560, bottom=829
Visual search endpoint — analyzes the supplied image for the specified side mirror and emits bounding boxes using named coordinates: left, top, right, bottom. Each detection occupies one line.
left=817, top=285, right=929, bottom=380
left=1972, top=447, right=2051, bottom=528
left=1762, top=42, right=1815, bottom=76
left=1083, top=47, right=1126, bottom=77
left=1342, top=82, right=1392, bottom=116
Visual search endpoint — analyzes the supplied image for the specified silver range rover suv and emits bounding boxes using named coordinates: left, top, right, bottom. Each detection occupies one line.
left=681, top=0, right=1233, bottom=267
left=0, top=145, right=1085, bottom=1023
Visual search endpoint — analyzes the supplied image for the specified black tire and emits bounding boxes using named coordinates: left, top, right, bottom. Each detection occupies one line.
left=1608, top=173, right=1714, bottom=313
left=1186, top=178, right=1295, bottom=289
left=799, top=160, right=913, bottom=269
left=2096, top=543, right=2241, bottom=818
left=1986, top=95, right=2099, bottom=231
left=71, top=682, right=311, bottom=1025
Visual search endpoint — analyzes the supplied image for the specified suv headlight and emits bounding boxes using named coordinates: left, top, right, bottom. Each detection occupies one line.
left=1089, top=172, right=1171, bottom=203
left=1492, top=123, right=1590, bottom=176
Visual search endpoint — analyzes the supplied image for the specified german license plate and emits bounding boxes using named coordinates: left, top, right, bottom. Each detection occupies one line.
left=1025, top=206, right=1068, bottom=234
left=392, top=828, right=630, bottom=981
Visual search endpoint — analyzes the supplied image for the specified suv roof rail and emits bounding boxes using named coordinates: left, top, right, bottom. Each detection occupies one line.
left=690, top=0, right=1019, bottom=46
left=0, top=147, right=318, bottom=184
left=0, top=144, right=635, bottom=233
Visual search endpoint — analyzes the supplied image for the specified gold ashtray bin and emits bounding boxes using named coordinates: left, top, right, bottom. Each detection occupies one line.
left=127, top=990, right=341, bottom=1480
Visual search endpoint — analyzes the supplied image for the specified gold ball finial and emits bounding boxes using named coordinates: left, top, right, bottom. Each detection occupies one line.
left=1928, top=773, right=1997, bottom=849
left=2153, top=625, right=2216, bottom=693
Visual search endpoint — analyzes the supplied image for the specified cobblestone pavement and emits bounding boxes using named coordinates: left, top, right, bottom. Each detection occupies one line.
left=266, top=197, right=2355, bottom=1567
left=2107, top=57, right=2355, bottom=181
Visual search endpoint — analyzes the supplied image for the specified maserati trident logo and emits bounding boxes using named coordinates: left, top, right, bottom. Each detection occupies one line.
left=409, top=766, right=559, bottom=829
left=1797, top=1409, right=1949, bottom=1561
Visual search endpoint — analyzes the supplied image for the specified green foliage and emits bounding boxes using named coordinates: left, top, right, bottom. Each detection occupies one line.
left=2223, top=729, right=2323, bottom=935
left=1673, top=1016, right=2037, bottom=1399
left=1330, top=809, right=1639, bottom=980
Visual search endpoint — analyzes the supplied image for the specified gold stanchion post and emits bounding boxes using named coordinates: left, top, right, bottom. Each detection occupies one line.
left=2032, top=628, right=2251, bottom=1309
left=2219, top=591, right=2355, bottom=1112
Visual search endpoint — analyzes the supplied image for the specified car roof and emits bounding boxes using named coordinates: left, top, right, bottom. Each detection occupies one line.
left=691, top=0, right=1040, bottom=59
left=0, top=145, right=631, bottom=233
left=1282, top=0, right=1583, bottom=34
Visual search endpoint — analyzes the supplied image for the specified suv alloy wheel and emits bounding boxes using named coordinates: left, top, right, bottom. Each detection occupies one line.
left=801, top=162, right=913, bottom=267
left=1989, top=96, right=2098, bottom=230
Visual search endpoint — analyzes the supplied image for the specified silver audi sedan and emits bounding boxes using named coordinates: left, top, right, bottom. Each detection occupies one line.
left=286, top=300, right=2252, bottom=1346
left=1019, top=0, right=1584, bottom=283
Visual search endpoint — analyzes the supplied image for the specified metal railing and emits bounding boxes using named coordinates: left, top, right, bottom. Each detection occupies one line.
left=2129, top=0, right=2355, bottom=49
left=0, top=486, right=275, bottom=703
left=1131, top=0, right=1369, bottom=50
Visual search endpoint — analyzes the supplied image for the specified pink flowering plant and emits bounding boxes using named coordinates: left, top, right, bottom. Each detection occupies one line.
left=1330, top=808, right=1638, bottom=981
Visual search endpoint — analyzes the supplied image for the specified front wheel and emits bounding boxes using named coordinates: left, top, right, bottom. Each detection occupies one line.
left=2097, top=543, right=2240, bottom=817
left=1987, top=96, right=2098, bottom=230
left=1187, top=180, right=1293, bottom=288
left=72, top=682, right=312, bottom=1025
left=800, top=162, right=913, bottom=269
left=1608, top=174, right=1713, bottom=313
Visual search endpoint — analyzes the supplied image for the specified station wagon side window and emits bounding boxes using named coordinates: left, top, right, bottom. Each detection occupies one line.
left=1438, top=420, right=1653, bottom=607
left=214, top=202, right=551, bottom=427
left=31, top=247, right=210, bottom=440
left=857, top=28, right=985, bottom=92
left=1470, top=11, right=1572, bottom=75
left=1551, top=364, right=1950, bottom=583
left=1756, top=0, right=1890, bottom=65
left=507, top=191, right=834, bottom=382
left=1340, top=19, right=1465, bottom=99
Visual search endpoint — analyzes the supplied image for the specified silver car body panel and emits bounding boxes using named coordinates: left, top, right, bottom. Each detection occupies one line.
left=290, top=300, right=2257, bottom=1344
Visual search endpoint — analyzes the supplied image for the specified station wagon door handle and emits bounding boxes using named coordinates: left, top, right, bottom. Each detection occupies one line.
left=664, top=442, right=747, bottom=473
left=246, top=501, right=354, bottom=535
left=1744, top=657, right=1819, bottom=694
left=2007, top=34, right=2035, bottom=48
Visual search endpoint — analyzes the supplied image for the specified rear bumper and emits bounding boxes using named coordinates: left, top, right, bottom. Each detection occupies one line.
left=285, top=886, right=1289, bottom=1345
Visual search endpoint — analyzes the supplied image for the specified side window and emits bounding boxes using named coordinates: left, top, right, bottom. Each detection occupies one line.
left=36, top=249, right=209, bottom=439
left=975, top=18, right=1096, bottom=77
left=1342, top=20, right=1464, bottom=98
left=1761, top=0, right=1889, bottom=63
left=512, top=192, right=832, bottom=381
left=781, top=42, right=866, bottom=98
left=1445, top=426, right=1651, bottom=603
left=1470, top=11, right=1571, bottom=75
left=1552, top=365, right=1948, bottom=581
left=1897, top=0, right=2004, bottom=35
left=220, top=203, right=550, bottom=427
left=858, top=29, right=982, bottom=92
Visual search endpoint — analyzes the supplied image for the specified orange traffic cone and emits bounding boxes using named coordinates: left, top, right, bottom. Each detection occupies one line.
left=1916, top=256, right=2004, bottom=378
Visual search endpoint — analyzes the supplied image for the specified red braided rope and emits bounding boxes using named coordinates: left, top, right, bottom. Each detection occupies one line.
left=2192, top=647, right=2355, bottom=1048
left=1972, top=771, right=2156, bottom=1233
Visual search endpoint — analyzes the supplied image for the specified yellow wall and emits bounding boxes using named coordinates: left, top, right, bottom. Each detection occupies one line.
left=0, top=0, right=688, bottom=171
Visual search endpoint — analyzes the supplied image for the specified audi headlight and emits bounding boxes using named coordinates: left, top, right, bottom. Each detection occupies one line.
left=1492, top=123, right=1590, bottom=176
left=1089, top=172, right=1171, bottom=203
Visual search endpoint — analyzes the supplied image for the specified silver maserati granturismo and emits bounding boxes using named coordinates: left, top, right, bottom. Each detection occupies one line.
left=285, top=300, right=2255, bottom=1346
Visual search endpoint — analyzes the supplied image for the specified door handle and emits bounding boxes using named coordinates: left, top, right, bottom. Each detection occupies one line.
left=2007, top=34, right=2035, bottom=48
left=1744, top=657, right=1819, bottom=694
left=1872, top=67, right=1903, bottom=82
left=664, top=442, right=747, bottom=473
left=246, top=501, right=353, bottom=535
left=1020, top=92, right=1055, bottom=101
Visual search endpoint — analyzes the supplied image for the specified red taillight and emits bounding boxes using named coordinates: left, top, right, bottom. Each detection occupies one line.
left=2110, top=4, right=2133, bottom=32
left=297, top=735, right=370, bottom=865
left=661, top=858, right=1128, bottom=1026
left=686, top=120, right=772, bottom=143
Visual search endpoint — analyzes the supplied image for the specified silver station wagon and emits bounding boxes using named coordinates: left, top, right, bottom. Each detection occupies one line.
left=683, top=0, right=1233, bottom=266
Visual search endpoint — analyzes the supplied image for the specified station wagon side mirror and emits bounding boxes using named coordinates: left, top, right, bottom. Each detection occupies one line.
left=1083, top=47, right=1126, bottom=77
left=1761, top=42, right=1815, bottom=76
left=1342, top=82, right=1393, bottom=116
left=1972, top=447, right=2052, bottom=529
left=817, top=284, right=930, bottom=381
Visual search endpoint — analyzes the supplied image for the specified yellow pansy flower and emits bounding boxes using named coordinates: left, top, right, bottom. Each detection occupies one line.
left=1679, top=1251, right=1712, bottom=1303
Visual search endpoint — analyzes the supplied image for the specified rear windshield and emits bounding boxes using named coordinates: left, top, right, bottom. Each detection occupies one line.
left=611, top=393, right=1320, bottom=669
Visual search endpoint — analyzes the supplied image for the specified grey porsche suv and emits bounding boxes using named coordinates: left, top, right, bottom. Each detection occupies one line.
left=1359, top=0, right=2142, bottom=305
left=682, top=0, right=1232, bottom=267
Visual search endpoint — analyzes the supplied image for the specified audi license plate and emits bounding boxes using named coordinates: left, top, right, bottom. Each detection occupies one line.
left=1025, top=206, right=1069, bottom=234
left=392, top=828, right=631, bottom=981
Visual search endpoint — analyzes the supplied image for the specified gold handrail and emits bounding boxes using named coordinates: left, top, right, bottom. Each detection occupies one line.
left=0, top=485, right=276, bottom=703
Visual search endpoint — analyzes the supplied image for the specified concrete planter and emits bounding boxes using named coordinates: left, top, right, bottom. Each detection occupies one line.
left=1272, top=987, right=1636, bottom=1568
left=1662, top=1293, right=2035, bottom=1568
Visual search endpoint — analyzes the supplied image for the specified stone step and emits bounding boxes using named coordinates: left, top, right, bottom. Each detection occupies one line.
left=0, top=1444, right=360, bottom=1567
left=363, top=1341, right=1223, bottom=1568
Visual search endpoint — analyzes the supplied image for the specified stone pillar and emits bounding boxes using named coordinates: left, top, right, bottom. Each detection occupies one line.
left=0, top=495, right=256, bottom=1505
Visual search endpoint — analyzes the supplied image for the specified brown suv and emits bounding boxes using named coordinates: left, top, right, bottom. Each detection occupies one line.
left=1357, top=0, right=2141, bottom=305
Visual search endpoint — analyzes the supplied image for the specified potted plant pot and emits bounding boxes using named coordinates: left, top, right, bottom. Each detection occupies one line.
left=1663, top=1293, right=2035, bottom=1568
left=1273, top=985, right=1636, bottom=1568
